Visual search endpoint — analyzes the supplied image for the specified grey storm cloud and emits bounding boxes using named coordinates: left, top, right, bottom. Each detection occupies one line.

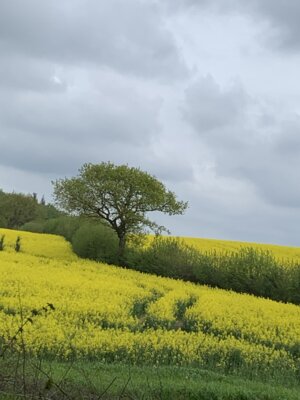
left=1, top=0, right=300, bottom=245
left=183, top=76, right=248, bottom=134
left=183, top=75, right=300, bottom=209
left=164, top=0, right=300, bottom=52
left=156, top=174, right=300, bottom=246
left=0, top=73, right=161, bottom=174
left=237, top=1, right=300, bottom=51
left=0, top=56, right=66, bottom=92
left=0, top=0, right=187, bottom=80
left=235, top=115, right=300, bottom=209
left=0, top=0, right=184, bottom=177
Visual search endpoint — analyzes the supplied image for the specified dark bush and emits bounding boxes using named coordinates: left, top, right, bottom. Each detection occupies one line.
left=0, top=215, right=7, bottom=228
left=15, top=236, right=21, bottom=252
left=21, top=221, right=45, bottom=233
left=42, top=216, right=81, bottom=242
left=0, top=234, right=5, bottom=251
left=72, top=222, right=119, bottom=264
left=287, top=264, right=300, bottom=304
left=192, top=247, right=295, bottom=303
left=128, top=241, right=300, bottom=305
left=127, top=237, right=199, bottom=281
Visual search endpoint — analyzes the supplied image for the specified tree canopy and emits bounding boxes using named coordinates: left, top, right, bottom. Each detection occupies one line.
left=53, top=162, right=188, bottom=261
left=0, top=191, right=38, bottom=229
left=0, top=190, right=61, bottom=230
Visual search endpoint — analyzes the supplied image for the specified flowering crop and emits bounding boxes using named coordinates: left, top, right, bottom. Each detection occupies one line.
left=0, top=228, right=299, bottom=379
left=0, top=228, right=76, bottom=260
left=180, top=236, right=300, bottom=262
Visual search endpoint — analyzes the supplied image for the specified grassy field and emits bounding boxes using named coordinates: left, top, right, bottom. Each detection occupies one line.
left=0, top=228, right=299, bottom=398
left=1, top=359, right=300, bottom=399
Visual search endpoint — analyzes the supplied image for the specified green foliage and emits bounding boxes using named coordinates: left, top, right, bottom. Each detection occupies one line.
left=36, top=361, right=300, bottom=399
left=0, top=214, right=7, bottom=228
left=0, top=234, right=5, bottom=251
left=0, top=189, right=63, bottom=232
left=21, top=215, right=79, bottom=240
left=35, top=203, right=62, bottom=221
left=0, top=192, right=37, bottom=229
left=287, top=265, right=300, bottom=304
left=127, top=237, right=199, bottom=281
left=53, top=162, right=188, bottom=260
left=192, top=248, right=290, bottom=302
left=42, top=216, right=81, bottom=242
left=0, top=359, right=299, bottom=400
left=14, top=236, right=21, bottom=252
left=72, top=222, right=119, bottom=264
left=20, top=221, right=45, bottom=233
left=22, top=213, right=119, bottom=264
left=126, top=241, right=300, bottom=305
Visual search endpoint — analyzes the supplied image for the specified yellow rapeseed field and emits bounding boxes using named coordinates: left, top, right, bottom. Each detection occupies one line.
left=0, top=228, right=300, bottom=378
left=179, top=236, right=300, bottom=262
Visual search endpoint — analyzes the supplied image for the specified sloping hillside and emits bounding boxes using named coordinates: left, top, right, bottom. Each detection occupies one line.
left=0, top=228, right=299, bottom=386
left=0, top=228, right=77, bottom=261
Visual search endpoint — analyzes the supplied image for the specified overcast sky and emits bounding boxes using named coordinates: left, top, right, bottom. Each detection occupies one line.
left=1, top=0, right=300, bottom=245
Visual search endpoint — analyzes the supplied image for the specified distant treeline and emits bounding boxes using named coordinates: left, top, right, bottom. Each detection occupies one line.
left=1, top=189, right=300, bottom=306
left=0, top=189, right=61, bottom=229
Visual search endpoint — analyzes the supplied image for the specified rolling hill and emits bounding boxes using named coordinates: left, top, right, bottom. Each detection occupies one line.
left=0, top=228, right=299, bottom=399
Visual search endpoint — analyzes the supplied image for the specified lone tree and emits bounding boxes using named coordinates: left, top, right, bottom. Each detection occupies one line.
left=53, top=162, right=188, bottom=261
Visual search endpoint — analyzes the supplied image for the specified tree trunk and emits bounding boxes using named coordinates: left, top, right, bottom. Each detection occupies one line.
left=117, top=234, right=126, bottom=265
